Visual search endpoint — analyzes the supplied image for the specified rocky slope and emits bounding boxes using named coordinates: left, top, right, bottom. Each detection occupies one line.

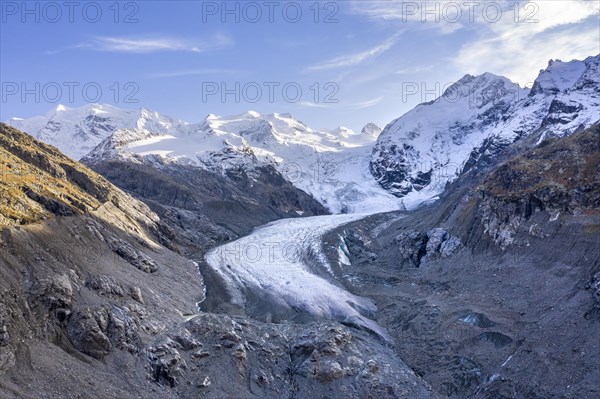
left=0, top=122, right=203, bottom=396
left=0, top=124, right=437, bottom=398
left=325, top=125, right=600, bottom=398
left=371, top=55, right=600, bottom=207
left=87, top=159, right=329, bottom=256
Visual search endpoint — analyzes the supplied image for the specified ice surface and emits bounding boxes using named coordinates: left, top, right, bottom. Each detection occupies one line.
left=205, top=213, right=391, bottom=340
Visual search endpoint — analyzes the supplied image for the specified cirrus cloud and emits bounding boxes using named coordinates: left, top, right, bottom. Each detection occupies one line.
left=74, top=34, right=233, bottom=54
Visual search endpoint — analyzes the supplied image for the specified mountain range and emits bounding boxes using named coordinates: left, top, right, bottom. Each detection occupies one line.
left=1, top=54, right=599, bottom=399
left=8, top=55, right=599, bottom=214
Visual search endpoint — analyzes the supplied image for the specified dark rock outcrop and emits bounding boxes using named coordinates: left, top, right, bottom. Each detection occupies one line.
left=67, top=308, right=112, bottom=360
left=395, top=228, right=463, bottom=267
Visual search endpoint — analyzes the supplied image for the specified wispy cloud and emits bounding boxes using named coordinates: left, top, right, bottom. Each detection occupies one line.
left=297, top=101, right=331, bottom=109
left=348, top=96, right=384, bottom=109
left=453, top=1, right=600, bottom=84
left=297, top=96, right=383, bottom=110
left=395, top=65, right=434, bottom=75
left=305, top=33, right=401, bottom=72
left=348, top=0, right=464, bottom=34
left=146, top=68, right=244, bottom=79
left=72, top=34, right=233, bottom=54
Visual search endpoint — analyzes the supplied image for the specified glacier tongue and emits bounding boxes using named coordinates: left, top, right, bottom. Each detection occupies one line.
left=205, top=213, right=391, bottom=340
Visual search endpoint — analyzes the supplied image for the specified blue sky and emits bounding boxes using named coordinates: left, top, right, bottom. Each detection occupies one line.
left=1, top=0, right=599, bottom=131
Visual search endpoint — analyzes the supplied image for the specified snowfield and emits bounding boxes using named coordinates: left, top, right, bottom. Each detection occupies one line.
left=7, top=106, right=401, bottom=214
left=7, top=104, right=186, bottom=161
left=205, top=213, right=391, bottom=340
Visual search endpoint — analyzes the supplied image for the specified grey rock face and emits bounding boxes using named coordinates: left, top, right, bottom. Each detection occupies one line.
left=145, top=313, right=436, bottom=399
left=0, top=303, right=16, bottom=375
left=425, top=228, right=449, bottom=254
left=587, top=272, right=600, bottom=307
left=108, top=306, right=143, bottom=353
left=459, top=313, right=495, bottom=328
left=146, top=337, right=187, bottom=387
left=439, top=237, right=463, bottom=258
left=396, top=230, right=429, bottom=267
left=109, top=239, right=158, bottom=273
left=477, top=125, right=600, bottom=248
left=67, top=308, right=112, bottom=360
left=85, top=274, right=126, bottom=297
left=396, top=228, right=463, bottom=267
left=43, top=274, right=74, bottom=312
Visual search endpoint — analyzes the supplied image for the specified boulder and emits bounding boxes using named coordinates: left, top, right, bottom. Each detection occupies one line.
left=67, top=308, right=111, bottom=360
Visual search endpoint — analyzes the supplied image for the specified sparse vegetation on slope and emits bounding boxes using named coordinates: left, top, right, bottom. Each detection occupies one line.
left=481, top=125, right=600, bottom=212
left=0, top=122, right=114, bottom=225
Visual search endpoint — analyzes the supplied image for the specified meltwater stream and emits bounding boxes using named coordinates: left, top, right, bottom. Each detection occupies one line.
left=205, top=213, right=390, bottom=340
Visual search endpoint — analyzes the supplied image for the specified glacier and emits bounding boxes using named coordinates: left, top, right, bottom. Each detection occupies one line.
left=204, top=213, right=391, bottom=340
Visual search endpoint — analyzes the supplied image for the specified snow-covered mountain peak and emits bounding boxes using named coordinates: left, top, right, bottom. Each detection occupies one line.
left=439, top=72, right=527, bottom=109
left=6, top=103, right=186, bottom=160
left=234, top=110, right=261, bottom=119
left=370, top=54, right=599, bottom=206
left=273, top=112, right=294, bottom=119
left=531, top=57, right=590, bottom=95
left=442, top=72, right=502, bottom=92
left=328, top=126, right=355, bottom=138
left=361, top=123, right=382, bottom=138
